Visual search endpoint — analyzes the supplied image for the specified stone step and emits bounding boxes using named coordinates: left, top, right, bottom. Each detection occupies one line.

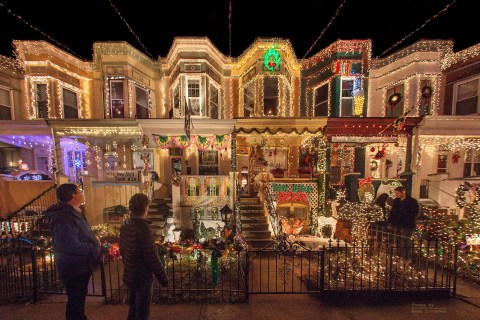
left=240, top=204, right=263, bottom=209
left=241, top=222, right=269, bottom=230
left=243, top=230, right=272, bottom=239
left=245, top=239, right=275, bottom=249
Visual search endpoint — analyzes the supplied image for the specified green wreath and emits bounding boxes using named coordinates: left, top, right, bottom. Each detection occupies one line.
left=388, top=93, right=402, bottom=107
left=456, top=182, right=480, bottom=208
left=264, top=48, right=281, bottom=72
left=421, top=85, right=433, bottom=99
left=369, top=160, right=378, bottom=171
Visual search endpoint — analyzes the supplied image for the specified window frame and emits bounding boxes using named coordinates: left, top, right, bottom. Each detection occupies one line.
left=313, top=83, right=329, bottom=117
left=0, top=86, right=13, bottom=120
left=453, top=76, right=480, bottom=115
left=243, top=80, right=255, bottom=117
left=263, top=76, right=279, bottom=116
left=134, top=85, right=150, bottom=119
left=208, top=82, right=220, bottom=119
left=35, top=82, right=48, bottom=119
left=463, top=148, right=480, bottom=177
left=385, top=83, right=405, bottom=117
left=62, top=87, right=79, bottom=119
left=340, top=78, right=354, bottom=117
left=109, top=79, right=126, bottom=119
left=186, top=77, right=202, bottom=118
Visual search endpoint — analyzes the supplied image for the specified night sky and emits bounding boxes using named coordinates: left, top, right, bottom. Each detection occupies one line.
left=0, top=0, right=477, bottom=61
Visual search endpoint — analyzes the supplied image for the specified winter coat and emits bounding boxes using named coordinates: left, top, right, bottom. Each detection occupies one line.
left=44, top=203, right=102, bottom=281
left=388, top=196, right=420, bottom=230
left=119, top=217, right=168, bottom=289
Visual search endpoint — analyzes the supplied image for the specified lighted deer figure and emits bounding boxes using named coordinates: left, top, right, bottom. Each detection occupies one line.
left=317, top=216, right=337, bottom=239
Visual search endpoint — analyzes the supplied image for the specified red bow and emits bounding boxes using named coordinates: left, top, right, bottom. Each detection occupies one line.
left=359, top=176, right=372, bottom=188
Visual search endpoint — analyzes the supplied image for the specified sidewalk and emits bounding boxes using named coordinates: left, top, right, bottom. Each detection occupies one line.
left=1, top=291, right=479, bottom=320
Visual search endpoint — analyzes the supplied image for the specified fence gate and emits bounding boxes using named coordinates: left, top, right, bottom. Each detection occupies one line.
left=246, top=237, right=324, bottom=295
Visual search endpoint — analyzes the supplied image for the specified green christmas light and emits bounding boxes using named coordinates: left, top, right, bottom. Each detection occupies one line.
left=264, top=47, right=281, bottom=71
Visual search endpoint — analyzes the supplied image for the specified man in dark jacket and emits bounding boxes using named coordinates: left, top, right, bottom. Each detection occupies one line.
left=120, top=193, right=168, bottom=320
left=44, top=183, right=102, bottom=320
left=388, top=186, right=419, bottom=258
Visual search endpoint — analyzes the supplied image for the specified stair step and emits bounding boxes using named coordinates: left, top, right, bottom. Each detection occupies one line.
left=243, top=230, right=272, bottom=238
left=241, top=223, right=269, bottom=230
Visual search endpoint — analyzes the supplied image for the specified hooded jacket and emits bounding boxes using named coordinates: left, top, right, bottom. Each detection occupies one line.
left=119, top=217, right=168, bottom=288
left=44, top=203, right=102, bottom=280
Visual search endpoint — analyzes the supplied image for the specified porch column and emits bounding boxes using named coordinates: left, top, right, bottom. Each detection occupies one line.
left=230, top=132, right=240, bottom=232
left=51, top=129, right=65, bottom=183
left=400, top=131, right=414, bottom=195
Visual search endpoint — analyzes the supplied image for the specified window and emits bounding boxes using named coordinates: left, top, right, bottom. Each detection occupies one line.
left=420, top=79, right=432, bottom=116
left=36, top=83, right=48, bottom=118
left=385, top=84, right=405, bottom=117
left=263, top=77, right=278, bottom=116
left=187, top=79, right=201, bottom=116
left=284, top=83, right=291, bottom=116
left=243, top=81, right=255, bottom=117
left=0, top=87, right=12, bottom=120
left=314, top=84, right=328, bottom=116
left=437, top=154, right=447, bottom=173
left=209, top=83, right=219, bottom=119
left=340, top=79, right=354, bottom=116
left=110, top=80, right=125, bottom=118
left=63, top=88, right=78, bottom=119
left=171, top=83, right=180, bottom=119
left=455, top=78, right=479, bottom=115
left=135, top=86, right=149, bottom=119
left=464, top=149, right=480, bottom=177
left=199, top=150, right=218, bottom=175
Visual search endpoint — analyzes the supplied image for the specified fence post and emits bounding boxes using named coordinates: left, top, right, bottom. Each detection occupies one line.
left=245, top=251, right=249, bottom=303
left=452, top=244, right=458, bottom=297
left=100, top=261, right=107, bottom=301
left=320, top=246, right=325, bottom=295
left=30, top=249, right=38, bottom=302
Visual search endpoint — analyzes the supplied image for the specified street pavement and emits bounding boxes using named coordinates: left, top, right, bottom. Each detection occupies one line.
left=1, top=277, right=479, bottom=320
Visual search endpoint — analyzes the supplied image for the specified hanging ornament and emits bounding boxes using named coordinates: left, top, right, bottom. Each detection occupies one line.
left=269, top=151, right=273, bottom=157
left=370, top=147, right=376, bottom=153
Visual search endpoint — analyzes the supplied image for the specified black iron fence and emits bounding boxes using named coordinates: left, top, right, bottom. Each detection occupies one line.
left=0, top=238, right=247, bottom=305
left=1, top=229, right=457, bottom=305
left=247, top=230, right=457, bottom=298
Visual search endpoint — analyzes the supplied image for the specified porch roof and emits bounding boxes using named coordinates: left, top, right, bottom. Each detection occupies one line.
left=138, top=119, right=236, bottom=136
left=47, top=119, right=141, bottom=139
left=417, top=115, right=480, bottom=136
left=234, top=118, right=326, bottom=135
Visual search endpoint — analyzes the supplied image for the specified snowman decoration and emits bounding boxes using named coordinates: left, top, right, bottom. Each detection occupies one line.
left=164, top=216, right=176, bottom=243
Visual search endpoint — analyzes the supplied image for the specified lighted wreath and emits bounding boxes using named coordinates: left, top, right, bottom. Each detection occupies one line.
left=388, top=93, right=402, bottom=108
left=421, top=85, right=433, bottom=99
left=369, top=160, right=378, bottom=171
left=456, top=182, right=480, bottom=209
left=264, top=47, right=281, bottom=72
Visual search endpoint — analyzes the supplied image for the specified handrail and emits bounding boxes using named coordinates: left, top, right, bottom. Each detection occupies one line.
left=3, top=184, right=57, bottom=221
left=264, top=182, right=279, bottom=237
left=426, top=180, right=456, bottom=199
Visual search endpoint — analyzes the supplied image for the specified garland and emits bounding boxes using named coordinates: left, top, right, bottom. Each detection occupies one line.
left=388, top=93, right=402, bottom=108
left=421, top=85, right=433, bottom=99
left=153, top=134, right=230, bottom=151
left=456, top=182, right=480, bottom=208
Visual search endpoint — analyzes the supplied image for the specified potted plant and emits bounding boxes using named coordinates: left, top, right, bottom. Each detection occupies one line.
left=297, top=166, right=312, bottom=178
left=270, top=167, right=285, bottom=178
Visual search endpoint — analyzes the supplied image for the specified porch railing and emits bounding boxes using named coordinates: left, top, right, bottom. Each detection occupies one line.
left=1, top=185, right=57, bottom=239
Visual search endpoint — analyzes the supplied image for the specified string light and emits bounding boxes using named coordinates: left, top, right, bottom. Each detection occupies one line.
left=0, top=3, right=86, bottom=61
left=302, top=0, right=348, bottom=59
left=377, top=0, right=458, bottom=58
left=107, top=0, right=154, bottom=60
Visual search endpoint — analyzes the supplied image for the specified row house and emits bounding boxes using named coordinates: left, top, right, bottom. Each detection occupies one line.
left=1, top=37, right=475, bottom=236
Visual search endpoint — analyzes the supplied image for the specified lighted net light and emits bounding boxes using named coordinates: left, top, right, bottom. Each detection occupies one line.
left=353, top=89, right=365, bottom=116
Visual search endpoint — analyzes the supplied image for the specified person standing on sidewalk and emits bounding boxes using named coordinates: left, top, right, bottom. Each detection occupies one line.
left=44, top=183, right=103, bottom=320
left=120, top=193, right=168, bottom=320
left=387, top=186, right=420, bottom=258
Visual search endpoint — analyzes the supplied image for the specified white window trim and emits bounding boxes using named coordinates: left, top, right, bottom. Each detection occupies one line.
left=453, top=75, right=480, bottom=115
left=186, top=76, right=202, bottom=118
left=208, top=81, right=221, bottom=119
left=109, top=79, right=126, bottom=119
left=340, top=77, right=355, bottom=117
left=134, top=84, right=150, bottom=119
left=61, top=86, right=80, bottom=119
left=34, top=81, right=49, bottom=119
left=313, top=83, right=329, bottom=117
left=0, top=85, right=14, bottom=120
